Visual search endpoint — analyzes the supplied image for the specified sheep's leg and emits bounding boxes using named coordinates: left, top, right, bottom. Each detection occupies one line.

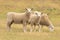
left=38, top=24, right=41, bottom=32
left=23, top=22, right=27, bottom=32
left=41, top=25, right=43, bottom=30
left=30, top=24, right=33, bottom=32
left=7, top=20, right=13, bottom=31
left=33, top=25, right=36, bottom=32
left=41, top=25, right=43, bottom=28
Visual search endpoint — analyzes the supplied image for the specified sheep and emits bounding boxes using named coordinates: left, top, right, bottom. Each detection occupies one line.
left=29, top=11, right=41, bottom=32
left=40, top=13, right=54, bottom=32
left=29, top=11, right=54, bottom=32
left=6, top=8, right=32, bottom=32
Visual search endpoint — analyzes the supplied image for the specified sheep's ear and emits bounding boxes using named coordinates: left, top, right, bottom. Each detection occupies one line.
left=41, top=12, right=43, bottom=15
left=31, top=8, right=33, bottom=10
left=35, top=13, right=38, bottom=15
left=25, top=8, right=27, bottom=10
left=47, top=13, right=50, bottom=15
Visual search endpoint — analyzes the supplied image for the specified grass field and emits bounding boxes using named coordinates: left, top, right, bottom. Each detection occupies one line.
left=0, top=0, right=60, bottom=40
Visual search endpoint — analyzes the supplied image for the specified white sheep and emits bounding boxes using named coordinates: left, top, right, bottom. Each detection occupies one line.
left=29, top=11, right=41, bottom=32
left=6, top=8, right=32, bottom=32
left=40, top=13, right=54, bottom=32
left=29, top=11, right=54, bottom=32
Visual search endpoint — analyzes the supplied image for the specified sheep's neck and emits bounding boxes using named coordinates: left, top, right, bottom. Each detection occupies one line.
left=25, top=12, right=30, bottom=19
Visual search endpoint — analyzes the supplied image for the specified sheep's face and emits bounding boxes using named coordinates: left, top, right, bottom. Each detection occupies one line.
left=49, top=25, right=54, bottom=32
left=42, top=14, right=49, bottom=20
left=25, top=8, right=32, bottom=13
left=34, top=11, right=41, bottom=17
left=25, top=8, right=33, bottom=17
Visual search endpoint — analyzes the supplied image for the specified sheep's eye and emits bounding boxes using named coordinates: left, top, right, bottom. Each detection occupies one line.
left=35, top=13, right=38, bottom=15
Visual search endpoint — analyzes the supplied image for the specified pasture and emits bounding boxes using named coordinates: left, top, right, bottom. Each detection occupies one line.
left=0, top=0, right=60, bottom=40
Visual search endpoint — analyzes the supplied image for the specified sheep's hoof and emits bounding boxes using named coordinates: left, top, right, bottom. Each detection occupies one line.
left=38, top=30, right=41, bottom=32
left=23, top=30, right=27, bottom=32
left=30, top=30, right=33, bottom=32
left=30, top=31, right=32, bottom=32
left=34, top=30, right=36, bottom=32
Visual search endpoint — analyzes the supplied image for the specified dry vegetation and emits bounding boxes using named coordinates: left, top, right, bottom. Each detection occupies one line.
left=0, top=0, right=60, bottom=40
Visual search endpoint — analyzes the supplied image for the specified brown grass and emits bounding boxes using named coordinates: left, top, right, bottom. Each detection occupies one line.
left=0, top=0, right=60, bottom=40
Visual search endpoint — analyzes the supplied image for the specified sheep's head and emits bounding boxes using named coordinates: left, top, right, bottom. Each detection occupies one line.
left=41, top=13, right=49, bottom=20
left=49, top=24, right=54, bottom=32
left=34, top=11, right=41, bottom=17
left=25, top=8, right=33, bottom=13
left=25, top=8, right=33, bottom=17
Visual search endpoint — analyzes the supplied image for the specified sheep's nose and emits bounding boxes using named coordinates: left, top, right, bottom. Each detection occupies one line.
left=36, top=14, right=41, bottom=17
left=29, top=11, right=32, bottom=13
left=38, top=14, right=41, bottom=16
left=28, top=12, right=31, bottom=14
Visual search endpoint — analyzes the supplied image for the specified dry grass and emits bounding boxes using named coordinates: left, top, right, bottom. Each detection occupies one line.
left=0, top=19, right=60, bottom=40
left=0, top=0, right=60, bottom=40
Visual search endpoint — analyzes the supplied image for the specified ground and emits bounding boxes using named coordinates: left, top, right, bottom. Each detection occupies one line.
left=0, top=0, right=60, bottom=40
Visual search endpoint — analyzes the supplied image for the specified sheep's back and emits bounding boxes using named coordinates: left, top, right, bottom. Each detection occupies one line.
left=40, top=14, right=52, bottom=26
left=29, top=14, right=40, bottom=24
